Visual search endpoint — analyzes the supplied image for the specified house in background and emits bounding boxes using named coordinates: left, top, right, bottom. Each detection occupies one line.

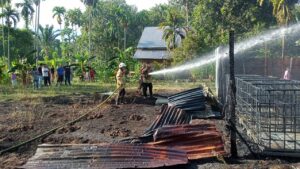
left=133, top=27, right=171, bottom=63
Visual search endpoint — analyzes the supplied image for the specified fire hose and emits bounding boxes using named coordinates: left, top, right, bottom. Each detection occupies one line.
left=0, top=87, right=120, bottom=155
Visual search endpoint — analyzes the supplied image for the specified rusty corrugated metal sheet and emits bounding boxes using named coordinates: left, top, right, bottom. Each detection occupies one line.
left=149, top=123, right=226, bottom=160
left=143, top=104, right=191, bottom=136
left=22, top=143, right=188, bottom=169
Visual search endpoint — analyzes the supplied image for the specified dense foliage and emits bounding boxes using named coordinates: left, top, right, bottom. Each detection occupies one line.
left=0, top=0, right=300, bottom=84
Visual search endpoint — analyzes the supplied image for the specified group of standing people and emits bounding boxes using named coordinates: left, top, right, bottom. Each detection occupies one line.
left=30, top=64, right=72, bottom=89
left=115, top=61, right=154, bottom=105
left=81, top=68, right=96, bottom=82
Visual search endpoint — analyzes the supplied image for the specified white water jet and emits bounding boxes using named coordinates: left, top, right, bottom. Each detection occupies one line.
left=150, top=23, right=300, bottom=75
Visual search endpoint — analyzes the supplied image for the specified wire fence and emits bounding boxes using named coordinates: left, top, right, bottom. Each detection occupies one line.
left=235, top=75, right=300, bottom=156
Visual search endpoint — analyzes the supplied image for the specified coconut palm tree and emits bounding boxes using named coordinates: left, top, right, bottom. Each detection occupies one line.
left=80, top=0, right=98, bottom=57
left=1, top=5, right=19, bottom=70
left=66, top=8, right=82, bottom=32
left=160, top=8, right=186, bottom=50
left=37, top=25, right=60, bottom=58
left=0, top=0, right=10, bottom=59
left=115, top=4, right=133, bottom=50
left=52, top=6, right=66, bottom=30
left=16, top=0, right=35, bottom=29
left=33, top=0, right=44, bottom=65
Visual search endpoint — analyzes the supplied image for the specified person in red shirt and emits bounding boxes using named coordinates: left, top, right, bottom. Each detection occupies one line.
left=90, top=69, right=95, bottom=82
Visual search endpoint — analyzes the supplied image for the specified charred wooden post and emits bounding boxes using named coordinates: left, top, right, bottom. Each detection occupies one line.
left=229, top=30, right=237, bottom=158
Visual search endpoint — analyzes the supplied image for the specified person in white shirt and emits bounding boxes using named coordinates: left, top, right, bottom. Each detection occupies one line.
left=42, top=65, right=51, bottom=86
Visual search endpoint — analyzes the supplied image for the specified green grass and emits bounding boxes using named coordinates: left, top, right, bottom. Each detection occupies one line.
left=0, top=79, right=216, bottom=102
left=0, top=82, right=114, bottom=102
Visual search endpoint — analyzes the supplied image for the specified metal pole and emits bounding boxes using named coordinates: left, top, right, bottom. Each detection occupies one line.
left=229, top=30, right=237, bottom=158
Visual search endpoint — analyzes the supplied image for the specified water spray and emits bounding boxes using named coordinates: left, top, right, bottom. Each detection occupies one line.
left=150, top=23, right=300, bottom=75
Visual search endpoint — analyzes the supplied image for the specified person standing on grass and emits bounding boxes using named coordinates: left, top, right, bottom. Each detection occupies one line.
left=64, top=64, right=71, bottom=86
left=141, top=62, right=153, bottom=98
left=42, top=65, right=51, bottom=86
left=11, top=72, right=17, bottom=87
left=31, top=67, right=39, bottom=89
left=50, top=65, right=55, bottom=83
left=90, top=68, right=95, bottom=82
left=115, top=62, right=127, bottom=105
left=37, top=64, right=43, bottom=88
left=56, top=65, right=64, bottom=86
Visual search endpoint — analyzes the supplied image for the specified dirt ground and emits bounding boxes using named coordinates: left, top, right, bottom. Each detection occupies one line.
left=0, top=87, right=300, bottom=169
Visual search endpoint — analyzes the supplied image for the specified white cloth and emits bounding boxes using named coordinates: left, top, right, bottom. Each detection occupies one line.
left=42, top=67, right=49, bottom=77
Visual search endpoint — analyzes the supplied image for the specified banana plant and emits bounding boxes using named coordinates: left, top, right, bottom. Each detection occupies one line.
left=110, top=46, right=135, bottom=71
left=9, top=60, right=32, bottom=86
left=0, top=64, right=8, bottom=84
left=73, top=53, right=96, bottom=78
left=38, top=52, right=69, bottom=68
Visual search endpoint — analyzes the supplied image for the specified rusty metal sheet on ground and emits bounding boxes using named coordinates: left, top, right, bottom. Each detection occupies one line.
left=22, top=143, right=188, bottom=169
left=149, top=123, right=226, bottom=160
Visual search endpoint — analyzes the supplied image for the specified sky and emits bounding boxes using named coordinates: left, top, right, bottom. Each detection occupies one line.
left=11, top=0, right=169, bottom=30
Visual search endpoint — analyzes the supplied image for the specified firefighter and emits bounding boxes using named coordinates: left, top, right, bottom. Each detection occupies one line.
left=116, top=62, right=127, bottom=105
left=141, top=62, right=153, bottom=98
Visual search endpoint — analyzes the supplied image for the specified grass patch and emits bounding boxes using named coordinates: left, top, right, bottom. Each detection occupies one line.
left=0, top=79, right=215, bottom=102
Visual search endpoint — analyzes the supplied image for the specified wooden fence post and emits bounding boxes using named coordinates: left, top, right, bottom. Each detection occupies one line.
left=229, top=30, right=237, bottom=158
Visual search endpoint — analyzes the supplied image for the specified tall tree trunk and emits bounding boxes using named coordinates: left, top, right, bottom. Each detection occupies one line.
left=185, top=0, right=189, bottom=27
left=123, top=27, right=126, bottom=50
left=264, top=42, right=268, bottom=76
left=2, top=7, right=5, bottom=59
left=35, top=4, right=38, bottom=66
left=60, top=23, right=63, bottom=43
left=25, top=18, right=28, bottom=29
left=88, top=8, right=91, bottom=57
left=7, top=26, right=10, bottom=70
left=37, top=2, right=40, bottom=60
left=281, top=32, right=285, bottom=72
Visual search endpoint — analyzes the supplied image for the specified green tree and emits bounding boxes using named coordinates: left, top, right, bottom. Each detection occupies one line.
left=0, top=0, right=10, bottom=59
left=258, top=0, right=298, bottom=25
left=66, top=8, right=82, bottom=32
left=37, top=25, right=60, bottom=58
left=147, top=4, right=169, bottom=26
left=52, top=6, right=66, bottom=30
left=16, top=0, right=34, bottom=29
left=1, top=5, right=19, bottom=70
left=169, top=0, right=199, bottom=26
left=258, top=0, right=297, bottom=69
left=32, top=0, right=45, bottom=65
left=81, top=0, right=98, bottom=57
left=160, top=7, right=186, bottom=50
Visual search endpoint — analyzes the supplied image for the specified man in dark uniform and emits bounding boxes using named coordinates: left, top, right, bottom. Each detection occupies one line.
left=64, top=64, right=71, bottom=85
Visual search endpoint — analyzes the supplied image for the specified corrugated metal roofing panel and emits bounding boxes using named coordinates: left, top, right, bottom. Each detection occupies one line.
left=137, top=27, right=167, bottom=49
left=143, top=105, right=191, bottom=136
left=133, top=49, right=170, bottom=60
left=153, top=123, right=217, bottom=142
left=168, top=88, right=206, bottom=113
left=22, top=144, right=188, bottom=169
left=149, top=123, right=226, bottom=160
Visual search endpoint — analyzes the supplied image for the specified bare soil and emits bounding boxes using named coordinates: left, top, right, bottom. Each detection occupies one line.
left=0, top=90, right=161, bottom=169
left=0, top=88, right=299, bottom=169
